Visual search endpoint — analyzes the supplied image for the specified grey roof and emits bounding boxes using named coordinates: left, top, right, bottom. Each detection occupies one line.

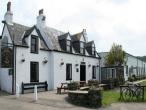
left=7, top=23, right=29, bottom=45
left=58, top=32, right=69, bottom=40
left=5, top=22, right=99, bottom=58
left=37, top=26, right=64, bottom=50
left=6, top=23, right=48, bottom=49
left=71, top=32, right=84, bottom=42
left=86, top=41, right=94, bottom=47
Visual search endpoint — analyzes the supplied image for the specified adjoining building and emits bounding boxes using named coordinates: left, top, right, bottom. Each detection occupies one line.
left=0, top=2, right=100, bottom=94
left=99, top=52, right=146, bottom=81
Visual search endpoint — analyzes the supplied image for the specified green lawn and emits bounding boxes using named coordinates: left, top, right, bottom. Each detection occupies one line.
left=102, top=80, right=146, bottom=106
left=102, top=90, right=120, bottom=107
left=139, top=80, right=146, bottom=86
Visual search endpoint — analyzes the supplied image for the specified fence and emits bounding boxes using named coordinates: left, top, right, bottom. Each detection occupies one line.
left=120, top=84, right=146, bottom=101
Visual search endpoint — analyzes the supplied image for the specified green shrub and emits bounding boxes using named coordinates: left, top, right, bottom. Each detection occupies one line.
left=128, top=77, right=134, bottom=82
left=68, top=86, right=102, bottom=108
left=88, top=88, right=102, bottom=107
left=132, top=74, right=137, bottom=81
left=118, top=75, right=125, bottom=85
left=68, top=82, right=79, bottom=90
left=88, top=79, right=99, bottom=87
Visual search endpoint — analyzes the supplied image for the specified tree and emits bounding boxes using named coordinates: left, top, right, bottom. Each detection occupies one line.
left=105, top=43, right=126, bottom=66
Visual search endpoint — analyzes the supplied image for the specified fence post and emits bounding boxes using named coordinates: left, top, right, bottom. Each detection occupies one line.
left=120, top=86, right=121, bottom=100
left=34, top=85, right=38, bottom=101
left=142, top=86, right=144, bottom=101
left=22, top=82, right=24, bottom=94
left=16, top=83, right=19, bottom=98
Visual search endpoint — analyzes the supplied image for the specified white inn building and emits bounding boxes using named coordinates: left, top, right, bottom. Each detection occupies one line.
left=0, top=2, right=100, bottom=94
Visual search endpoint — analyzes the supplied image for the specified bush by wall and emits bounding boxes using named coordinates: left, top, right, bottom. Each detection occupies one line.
left=68, top=87, right=102, bottom=108
left=88, top=80, right=99, bottom=87
left=68, top=82, right=79, bottom=90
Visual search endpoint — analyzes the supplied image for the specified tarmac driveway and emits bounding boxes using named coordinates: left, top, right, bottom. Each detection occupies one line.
left=0, top=91, right=146, bottom=110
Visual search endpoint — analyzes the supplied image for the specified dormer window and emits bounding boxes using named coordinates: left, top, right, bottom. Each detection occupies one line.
left=66, top=40, right=72, bottom=52
left=31, top=35, right=38, bottom=53
left=80, top=42, right=85, bottom=54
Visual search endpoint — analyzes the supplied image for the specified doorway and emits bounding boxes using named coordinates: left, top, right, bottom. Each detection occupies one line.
left=80, top=65, right=86, bottom=81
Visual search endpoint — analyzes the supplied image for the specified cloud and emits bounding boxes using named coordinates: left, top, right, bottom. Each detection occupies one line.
left=110, top=0, right=129, bottom=4
left=1, top=0, right=146, bottom=56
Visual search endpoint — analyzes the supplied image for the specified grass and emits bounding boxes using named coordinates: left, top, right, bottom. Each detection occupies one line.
left=102, top=89, right=120, bottom=107
left=102, top=79, right=146, bottom=107
left=139, top=80, right=146, bottom=86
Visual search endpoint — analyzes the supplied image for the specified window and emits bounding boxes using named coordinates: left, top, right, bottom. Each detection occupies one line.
left=80, top=42, right=85, bottom=54
left=66, top=64, right=72, bottom=80
left=92, top=43, right=96, bottom=55
left=111, top=69, right=115, bottom=78
left=66, top=40, right=72, bottom=52
left=31, top=36, right=38, bottom=53
left=30, top=62, right=39, bottom=82
left=92, top=66, right=96, bottom=79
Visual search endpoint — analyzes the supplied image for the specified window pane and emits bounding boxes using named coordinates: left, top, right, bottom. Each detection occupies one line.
left=66, top=64, right=72, bottom=80
left=67, top=46, right=70, bottom=52
left=80, top=42, right=84, bottom=48
left=92, top=66, right=96, bottom=79
left=67, top=40, right=70, bottom=45
left=31, top=36, right=38, bottom=53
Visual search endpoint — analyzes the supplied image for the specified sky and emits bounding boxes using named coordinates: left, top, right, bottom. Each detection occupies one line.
left=0, top=0, right=146, bottom=56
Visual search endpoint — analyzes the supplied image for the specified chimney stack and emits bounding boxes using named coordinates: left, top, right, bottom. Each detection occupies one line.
left=37, top=9, right=46, bottom=28
left=4, top=1, right=13, bottom=25
left=39, top=9, right=43, bottom=15
left=83, top=29, right=88, bottom=42
left=7, top=2, right=11, bottom=11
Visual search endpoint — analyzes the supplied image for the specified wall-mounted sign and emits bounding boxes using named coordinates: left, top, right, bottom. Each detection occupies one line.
left=1, top=48, right=13, bottom=68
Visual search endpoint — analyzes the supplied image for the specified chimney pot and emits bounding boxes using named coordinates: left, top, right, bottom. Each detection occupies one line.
left=39, top=9, right=43, bottom=15
left=4, top=1, right=13, bottom=25
left=7, top=2, right=11, bottom=11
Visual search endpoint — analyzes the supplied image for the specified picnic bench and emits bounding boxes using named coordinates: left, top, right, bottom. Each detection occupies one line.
left=80, top=86, right=90, bottom=91
left=75, top=81, right=86, bottom=87
left=22, top=81, right=48, bottom=94
left=99, top=84, right=108, bottom=90
left=57, top=82, right=69, bottom=94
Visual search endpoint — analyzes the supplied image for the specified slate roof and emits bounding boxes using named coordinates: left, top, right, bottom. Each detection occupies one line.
left=71, top=32, right=84, bottom=41
left=6, top=23, right=48, bottom=49
left=4, top=22, right=99, bottom=58
left=37, top=26, right=64, bottom=50
left=7, top=23, right=29, bottom=45
left=58, top=32, right=69, bottom=40
left=86, top=41, right=94, bottom=47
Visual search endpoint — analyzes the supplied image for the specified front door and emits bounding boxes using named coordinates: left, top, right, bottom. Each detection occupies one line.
left=30, top=62, right=39, bottom=82
left=80, top=65, right=86, bottom=81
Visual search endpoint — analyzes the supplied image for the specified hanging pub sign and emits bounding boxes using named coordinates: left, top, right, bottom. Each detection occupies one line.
left=1, top=48, right=13, bottom=68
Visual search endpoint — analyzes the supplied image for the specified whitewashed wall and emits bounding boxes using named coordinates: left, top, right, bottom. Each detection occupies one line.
left=0, top=25, right=13, bottom=93
left=0, top=69, right=12, bottom=93
left=52, top=52, right=99, bottom=89
left=126, top=54, right=138, bottom=77
left=98, top=52, right=107, bottom=67
left=15, top=29, right=51, bottom=93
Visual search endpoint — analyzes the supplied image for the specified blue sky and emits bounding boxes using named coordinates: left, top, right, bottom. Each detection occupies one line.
left=1, top=0, right=146, bottom=56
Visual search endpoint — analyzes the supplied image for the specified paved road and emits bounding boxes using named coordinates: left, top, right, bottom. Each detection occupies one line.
left=0, top=91, right=146, bottom=110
